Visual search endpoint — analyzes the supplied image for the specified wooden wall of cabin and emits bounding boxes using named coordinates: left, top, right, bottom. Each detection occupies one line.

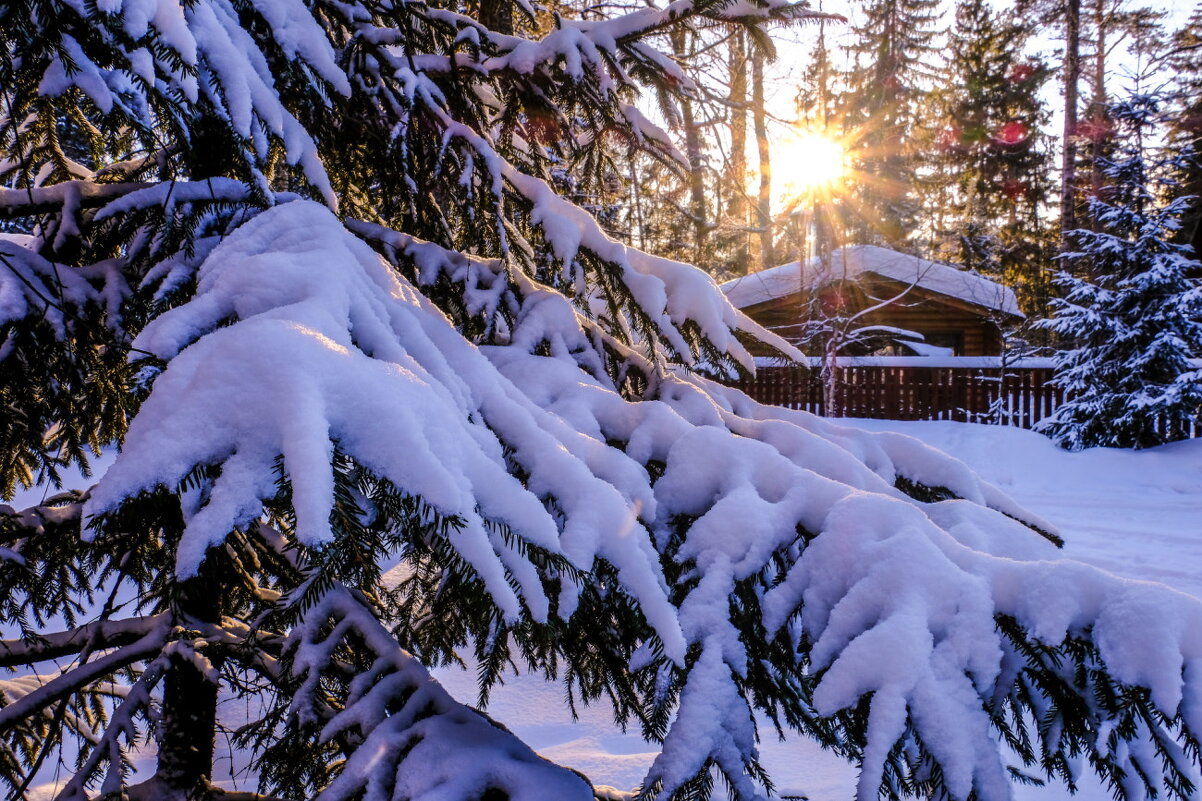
left=737, top=279, right=1009, bottom=357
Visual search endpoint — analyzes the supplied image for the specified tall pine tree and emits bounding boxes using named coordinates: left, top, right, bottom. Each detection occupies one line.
left=930, top=0, right=1056, bottom=313
left=1168, top=5, right=1202, bottom=257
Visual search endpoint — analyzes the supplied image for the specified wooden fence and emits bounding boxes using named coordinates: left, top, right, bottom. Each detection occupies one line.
left=732, top=359, right=1065, bottom=429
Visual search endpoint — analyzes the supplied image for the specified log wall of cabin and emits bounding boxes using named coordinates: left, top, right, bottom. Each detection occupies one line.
left=739, top=278, right=1008, bottom=357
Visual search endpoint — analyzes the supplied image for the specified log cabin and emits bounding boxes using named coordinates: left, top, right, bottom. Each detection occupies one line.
left=721, top=245, right=1024, bottom=357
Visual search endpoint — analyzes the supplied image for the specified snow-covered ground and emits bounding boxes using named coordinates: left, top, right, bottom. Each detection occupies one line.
left=434, top=419, right=1202, bottom=800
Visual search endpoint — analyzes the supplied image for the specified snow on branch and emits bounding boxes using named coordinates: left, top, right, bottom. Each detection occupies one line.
left=289, top=586, right=595, bottom=801
left=91, top=178, right=264, bottom=223
left=362, top=58, right=784, bottom=372
left=0, top=613, right=171, bottom=668
left=480, top=0, right=832, bottom=83
left=54, top=651, right=174, bottom=801
left=502, top=164, right=801, bottom=370
left=348, top=218, right=664, bottom=385
left=22, top=0, right=342, bottom=205
left=0, top=619, right=170, bottom=733
left=0, top=241, right=96, bottom=337
left=84, top=200, right=686, bottom=657
left=0, top=181, right=150, bottom=221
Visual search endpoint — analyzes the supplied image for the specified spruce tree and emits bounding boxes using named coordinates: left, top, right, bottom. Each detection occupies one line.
left=1039, top=92, right=1202, bottom=449
left=2, top=4, right=1202, bottom=801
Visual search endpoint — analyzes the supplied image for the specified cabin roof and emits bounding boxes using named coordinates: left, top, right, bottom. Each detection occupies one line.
left=719, top=245, right=1024, bottom=319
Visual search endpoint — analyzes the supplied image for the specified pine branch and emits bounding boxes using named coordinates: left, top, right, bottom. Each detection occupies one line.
left=0, top=621, right=170, bottom=733
left=0, top=613, right=170, bottom=668
left=0, top=181, right=150, bottom=219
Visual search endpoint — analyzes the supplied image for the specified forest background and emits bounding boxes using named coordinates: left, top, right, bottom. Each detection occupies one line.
left=598, top=0, right=1200, bottom=325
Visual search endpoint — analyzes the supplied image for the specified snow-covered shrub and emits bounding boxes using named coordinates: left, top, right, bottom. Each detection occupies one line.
left=2, top=4, right=1202, bottom=801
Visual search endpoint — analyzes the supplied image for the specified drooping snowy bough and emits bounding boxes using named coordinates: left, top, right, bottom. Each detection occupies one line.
left=1, top=2, right=1201, bottom=801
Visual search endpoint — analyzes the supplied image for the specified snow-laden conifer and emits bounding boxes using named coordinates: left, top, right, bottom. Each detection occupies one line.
left=1039, top=92, right=1202, bottom=450
left=2, top=4, right=1202, bottom=801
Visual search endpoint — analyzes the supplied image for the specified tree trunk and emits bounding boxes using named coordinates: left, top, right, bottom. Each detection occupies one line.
left=156, top=557, right=225, bottom=797
left=1060, top=0, right=1082, bottom=254
left=822, top=338, right=844, bottom=418
left=752, top=50, right=775, bottom=270
left=815, top=7, right=831, bottom=127
left=629, top=159, right=646, bottom=252
left=479, top=0, right=514, bottom=35
left=672, top=27, right=709, bottom=265
left=1088, top=0, right=1108, bottom=233
left=729, top=29, right=750, bottom=273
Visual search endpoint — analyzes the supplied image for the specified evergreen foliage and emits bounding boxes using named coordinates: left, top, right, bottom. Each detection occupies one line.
left=1039, top=92, right=1202, bottom=449
left=929, top=0, right=1057, bottom=314
left=1167, top=6, right=1202, bottom=256
left=836, top=0, right=941, bottom=248
left=1, top=4, right=1202, bottom=801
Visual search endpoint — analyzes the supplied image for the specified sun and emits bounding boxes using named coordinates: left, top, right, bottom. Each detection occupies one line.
left=776, top=130, right=847, bottom=198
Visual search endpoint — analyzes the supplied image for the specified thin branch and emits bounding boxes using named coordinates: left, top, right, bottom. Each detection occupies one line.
left=0, top=614, right=171, bottom=669
left=0, top=623, right=170, bottom=733
left=0, top=181, right=149, bottom=220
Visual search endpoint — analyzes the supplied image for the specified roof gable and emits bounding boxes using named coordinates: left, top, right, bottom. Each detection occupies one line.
left=720, top=245, right=1024, bottom=318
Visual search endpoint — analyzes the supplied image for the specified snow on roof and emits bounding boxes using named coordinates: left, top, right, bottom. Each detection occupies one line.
left=720, top=245, right=1024, bottom=318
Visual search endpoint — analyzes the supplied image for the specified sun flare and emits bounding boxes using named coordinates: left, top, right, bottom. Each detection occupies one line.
left=777, top=131, right=847, bottom=197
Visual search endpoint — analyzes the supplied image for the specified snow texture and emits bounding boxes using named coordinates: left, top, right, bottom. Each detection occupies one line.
left=433, top=419, right=1202, bottom=801
left=721, top=244, right=1024, bottom=318
left=74, top=199, right=1202, bottom=801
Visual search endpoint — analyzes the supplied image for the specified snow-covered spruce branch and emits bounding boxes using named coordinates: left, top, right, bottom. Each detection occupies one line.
left=0, top=242, right=102, bottom=334
left=345, top=217, right=770, bottom=391
left=346, top=218, right=624, bottom=381
left=426, top=1, right=833, bottom=84
left=2, top=0, right=342, bottom=206
left=284, top=585, right=595, bottom=801
left=0, top=613, right=171, bottom=668
left=84, top=200, right=686, bottom=647
left=0, top=181, right=150, bottom=220
left=0, top=621, right=171, bottom=733
left=54, top=651, right=174, bottom=801
left=348, top=45, right=792, bottom=373
left=500, top=162, right=797, bottom=371
left=0, top=492, right=84, bottom=539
